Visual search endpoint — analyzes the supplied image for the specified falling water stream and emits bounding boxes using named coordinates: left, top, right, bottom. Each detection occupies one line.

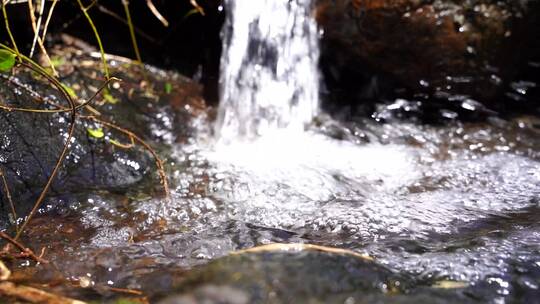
left=215, top=0, right=319, bottom=141
left=6, top=0, right=540, bottom=302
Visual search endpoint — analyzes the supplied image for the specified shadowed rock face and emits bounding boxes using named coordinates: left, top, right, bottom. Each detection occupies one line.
left=0, top=109, right=153, bottom=225
left=316, top=0, right=540, bottom=117
left=0, top=42, right=207, bottom=229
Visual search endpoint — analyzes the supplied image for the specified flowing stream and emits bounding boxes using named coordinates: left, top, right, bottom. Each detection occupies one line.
left=6, top=0, right=540, bottom=302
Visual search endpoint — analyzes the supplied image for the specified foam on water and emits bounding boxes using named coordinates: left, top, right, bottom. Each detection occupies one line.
left=207, top=130, right=419, bottom=201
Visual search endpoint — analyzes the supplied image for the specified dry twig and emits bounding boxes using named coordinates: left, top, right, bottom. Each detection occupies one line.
left=146, top=0, right=169, bottom=27
left=105, top=286, right=144, bottom=296
left=190, top=0, right=205, bottom=16
left=40, top=0, right=59, bottom=43
left=0, top=260, right=10, bottom=281
left=0, top=281, right=86, bottom=304
left=29, top=0, right=45, bottom=57
left=80, top=115, right=170, bottom=199
left=1, top=0, right=21, bottom=59
left=27, top=0, right=58, bottom=76
left=13, top=60, right=77, bottom=241
left=0, top=168, right=17, bottom=233
left=0, top=231, right=48, bottom=264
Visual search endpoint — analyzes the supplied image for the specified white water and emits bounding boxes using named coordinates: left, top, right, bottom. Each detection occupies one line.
left=215, top=0, right=320, bottom=141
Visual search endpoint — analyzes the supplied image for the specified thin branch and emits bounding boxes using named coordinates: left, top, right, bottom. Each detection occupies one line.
left=0, top=281, right=86, bottom=304
left=29, top=0, right=46, bottom=57
left=103, top=286, right=143, bottom=296
left=40, top=0, right=59, bottom=43
left=0, top=167, right=17, bottom=233
left=190, top=0, right=205, bottom=16
left=14, top=60, right=77, bottom=241
left=85, top=0, right=98, bottom=11
left=0, top=72, right=52, bottom=104
left=1, top=1, right=21, bottom=60
left=0, top=76, right=119, bottom=114
left=146, top=0, right=168, bottom=27
left=76, top=0, right=110, bottom=79
left=27, top=0, right=57, bottom=76
left=80, top=115, right=170, bottom=199
left=96, top=4, right=157, bottom=43
left=0, top=231, right=48, bottom=264
left=121, top=0, right=142, bottom=65
left=109, top=136, right=135, bottom=149
left=0, top=71, right=100, bottom=116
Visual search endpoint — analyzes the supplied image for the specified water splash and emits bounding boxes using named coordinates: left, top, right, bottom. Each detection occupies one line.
left=215, top=0, right=320, bottom=141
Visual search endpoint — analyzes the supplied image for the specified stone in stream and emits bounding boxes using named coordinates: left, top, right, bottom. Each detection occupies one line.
left=157, top=244, right=473, bottom=304
left=0, top=38, right=208, bottom=229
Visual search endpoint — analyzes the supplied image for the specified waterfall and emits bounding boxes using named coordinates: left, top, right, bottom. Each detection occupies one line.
left=215, top=0, right=320, bottom=141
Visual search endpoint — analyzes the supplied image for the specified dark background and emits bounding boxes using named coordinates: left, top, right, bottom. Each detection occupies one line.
left=1, top=0, right=539, bottom=121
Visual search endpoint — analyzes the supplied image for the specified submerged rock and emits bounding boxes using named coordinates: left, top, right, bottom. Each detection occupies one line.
left=158, top=244, right=412, bottom=304
left=157, top=244, right=483, bottom=303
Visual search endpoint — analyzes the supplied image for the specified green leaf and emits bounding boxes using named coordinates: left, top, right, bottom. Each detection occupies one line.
left=87, top=127, right=105, bottom=138
left=61, top=83, right=78, bottom=99
left=114, top=299, right=141, bottom=304
left=184, top=8, right=201, bottom=19
left=103, top=90, right=119, bottom=104
left=164, top=82, right=172, bottom=94
left=50, top=56, right=65, bottom=67
left=0, top=49, right=16, bottom=72
left=108, top=138, right=132, bottom=149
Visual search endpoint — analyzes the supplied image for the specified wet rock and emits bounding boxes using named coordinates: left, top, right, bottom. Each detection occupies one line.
left=157, top=244, right=483, bottom=303
left=158, top=244, right=413, bottom=303
left=0, top=41, right=207, bottom=228
left=317, top=0, right=540, bottom=116
left=0, top=108, right=152, bottom=217
left=160, top=285, right=249, bottom=304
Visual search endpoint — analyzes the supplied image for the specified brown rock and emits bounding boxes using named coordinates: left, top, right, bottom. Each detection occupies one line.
left=316, top=0, right=537, bottom=104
